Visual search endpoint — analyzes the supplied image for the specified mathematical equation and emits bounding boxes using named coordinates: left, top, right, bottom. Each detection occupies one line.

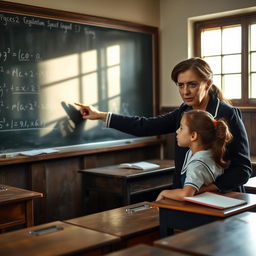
left=0, top=82, right=40, bottom=96
left=0, top=98, right=48, bottom=112
left=0, top=66, right=44, bottom=79
left=0, top=48, right=41, bottom=62
left=0, top=117, right=45, bottom=130
left=0, top=80, right=47, bottom=131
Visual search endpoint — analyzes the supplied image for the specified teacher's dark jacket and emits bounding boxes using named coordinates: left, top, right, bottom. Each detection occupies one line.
left=107, top=93, right=252, bottom=192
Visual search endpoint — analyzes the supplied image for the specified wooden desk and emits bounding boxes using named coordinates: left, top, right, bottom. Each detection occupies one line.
left=0, top=221, right=120, bottom=256
left=65, top=201, right=160, bottom=248
left=250, top=155, right=256, bottom=176
left=150, top=192, right=256, bottom=237
left=154, top=211, right=256, bottom=256
left=0, top=184, right=43, bottom=231
left=79, top=159, right=175, bottom=213
left=245, top=176, right=256, bottom=193
left=104, top=244, right=188, bottom=256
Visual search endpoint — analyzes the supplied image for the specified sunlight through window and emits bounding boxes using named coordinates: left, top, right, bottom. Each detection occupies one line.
left=249, top=24, right=256, bottom=98
left=107, top=45, right=121, bottom=112
left=40, top=77, right=80, bottom=136
left=222, top=26, right=241, bottom=54
left=38, top=54, right=81, bottom=136
left=81, top=50, right=98, bottom=130
left=223, top=74, right=241, bottom=99
left=107, top=45, right=120, bottom=66
left=201, top=25, right=242, bottom=100
left=82, top=50, right=97, bottom=73
left=39, top=54, right=79, bottom=85
left=201, top=28, right=221, bottom=56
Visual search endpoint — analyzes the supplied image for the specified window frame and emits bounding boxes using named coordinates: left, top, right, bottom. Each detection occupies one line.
left=194, top=12, right=256, bottom=107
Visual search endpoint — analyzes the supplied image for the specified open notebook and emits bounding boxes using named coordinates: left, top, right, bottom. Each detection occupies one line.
left=184, top=192, right=247, bottom=209
left=118, top=161, right=160, bottom=170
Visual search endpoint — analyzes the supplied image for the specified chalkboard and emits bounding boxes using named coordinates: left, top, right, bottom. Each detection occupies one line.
left=0, top=3, right=158, bottom=154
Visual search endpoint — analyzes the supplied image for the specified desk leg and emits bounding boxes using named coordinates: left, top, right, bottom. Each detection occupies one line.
left=159, top=208, right=174, bottom=238
left=25, top=200, right=34, bottom=227
left=159, top=208, right=220, bottom=238
left=122, top=183, right=130, bottom=205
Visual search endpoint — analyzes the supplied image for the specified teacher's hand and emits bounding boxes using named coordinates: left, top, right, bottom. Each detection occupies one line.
left=74, top=103, right=107, bottom=121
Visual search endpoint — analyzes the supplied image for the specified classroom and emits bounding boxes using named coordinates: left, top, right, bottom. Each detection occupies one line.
left=0, top=0, right=256, bottom=255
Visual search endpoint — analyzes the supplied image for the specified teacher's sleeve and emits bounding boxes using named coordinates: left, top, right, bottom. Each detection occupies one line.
left=107, top=109, right=180, bottom=137
left=214, top=107, right=252, bottom=191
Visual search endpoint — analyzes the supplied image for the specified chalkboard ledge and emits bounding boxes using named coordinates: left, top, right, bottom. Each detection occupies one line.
left=0, top=137, right=162, bottom=166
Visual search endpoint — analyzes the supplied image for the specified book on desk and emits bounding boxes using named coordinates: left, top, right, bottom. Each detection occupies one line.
left=118, top=161, right=160, bottom=170
left=184, top=192, right=247, bottom=209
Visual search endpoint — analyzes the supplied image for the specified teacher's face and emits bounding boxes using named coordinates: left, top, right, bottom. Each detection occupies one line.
left=177, top=69, right=211, bottom=110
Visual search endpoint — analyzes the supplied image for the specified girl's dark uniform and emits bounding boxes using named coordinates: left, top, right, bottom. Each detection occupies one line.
left=107, top=92, right=252, bottom=192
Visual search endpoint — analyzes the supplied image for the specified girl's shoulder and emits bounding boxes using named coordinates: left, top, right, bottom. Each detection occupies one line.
left=190, top=150, right=213, bottom=163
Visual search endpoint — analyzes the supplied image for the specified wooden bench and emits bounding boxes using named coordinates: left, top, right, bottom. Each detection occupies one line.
left=154, top=211, right=256, bottom=256
left=0, top=221, right=120, bottom=256
left=65, top=201, right=160, bottom=248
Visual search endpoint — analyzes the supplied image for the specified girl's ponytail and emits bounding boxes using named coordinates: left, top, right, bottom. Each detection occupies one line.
left=212, top=119, right=233, bottom=168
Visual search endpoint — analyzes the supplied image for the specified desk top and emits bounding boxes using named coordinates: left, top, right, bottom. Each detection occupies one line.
left=105, top=244, right=188, bottom=256
left=250, top=155, right=256, bottom=165
left=0, top=184, right=43, bottom=204
left=0, top=221, right=119, bottom=256
left=244, top=176, right=256, bottom=189
left=154, top=211, right=256, bottom=256
left=150, top=192, right=256, bottom=217
left=65, top=201, right=159, bottom=238
left=79, top=159, right=175, bottom=178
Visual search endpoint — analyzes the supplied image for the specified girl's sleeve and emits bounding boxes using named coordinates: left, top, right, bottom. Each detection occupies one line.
left=184, top=162, right=216, bottom=191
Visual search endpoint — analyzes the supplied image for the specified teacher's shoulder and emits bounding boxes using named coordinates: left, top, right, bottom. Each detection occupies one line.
left=219, top=100, right=242, bottom=120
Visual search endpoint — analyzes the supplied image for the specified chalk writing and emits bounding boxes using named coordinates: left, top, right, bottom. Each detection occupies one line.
left=0, top=117, right=45, bottom=130
left=0, top=13, right=20, bottom=26
left=0, top=48, right=41, bottom=62
left=23, top=16, right=45, bottom=27
left=0, top=14, right=96, bottom=35
left=0, top=7, right=153, bottom=154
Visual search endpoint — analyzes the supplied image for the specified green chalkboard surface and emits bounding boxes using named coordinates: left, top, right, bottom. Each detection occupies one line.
left=0, top=2, right=158, bottom=154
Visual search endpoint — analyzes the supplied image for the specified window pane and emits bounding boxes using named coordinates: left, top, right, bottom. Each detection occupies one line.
left=204, top=56, right=221, bottom=74
left=251, top=52, right=256, bottom=72
left=222, top=26, right=241, bottom=54
left=201, top=28, right=221, bottom=56
left=213, top=75, right=221, bottom=88
left=223, top=74, right=241, bottom=99
left=222, top=55, right=241, bottom=73
left=250, top=24, right=256, bottom=51
left=250, top=73, right=256, bottom=98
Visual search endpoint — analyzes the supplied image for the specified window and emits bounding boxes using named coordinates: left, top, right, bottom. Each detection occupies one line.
left=194, top=13, right=256, bottom=106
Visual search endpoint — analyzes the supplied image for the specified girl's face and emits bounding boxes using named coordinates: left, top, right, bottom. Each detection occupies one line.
left=176, top=115, right=192, bottom=147
left=176, top=69, right=211, bottom=110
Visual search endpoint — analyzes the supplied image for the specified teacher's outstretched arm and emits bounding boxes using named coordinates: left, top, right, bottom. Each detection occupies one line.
left=74, top=103, right=107, bottom=121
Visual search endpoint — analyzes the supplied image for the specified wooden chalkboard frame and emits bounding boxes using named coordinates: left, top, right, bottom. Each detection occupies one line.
left=0, top=0, right=160, bottom=162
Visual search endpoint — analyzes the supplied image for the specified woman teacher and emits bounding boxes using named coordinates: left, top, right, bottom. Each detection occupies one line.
left=76, top=57, right=252, bottom=193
